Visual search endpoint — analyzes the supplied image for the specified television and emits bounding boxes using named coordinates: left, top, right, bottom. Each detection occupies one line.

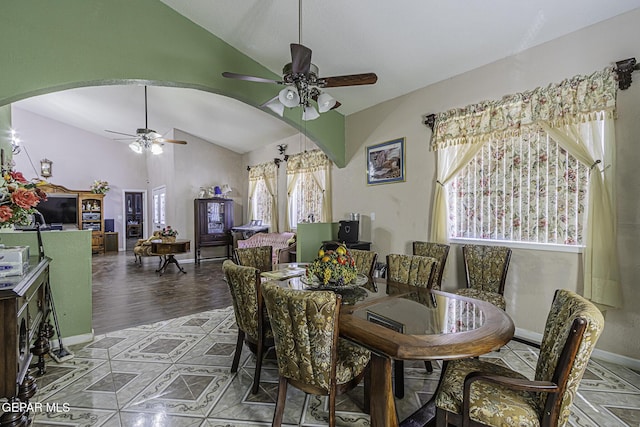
left=36, top=195, right=78, bottom=226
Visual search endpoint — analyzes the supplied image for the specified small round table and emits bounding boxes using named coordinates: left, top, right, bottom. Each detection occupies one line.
left=150, top=240, right=191, bottom=275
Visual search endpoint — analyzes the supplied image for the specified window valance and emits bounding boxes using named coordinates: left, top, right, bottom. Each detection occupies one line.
left=249, top=161, right=277, bottom=181
left=430, top=66, right=617, bottom=151
left=286, top=149, right=332, bottom=173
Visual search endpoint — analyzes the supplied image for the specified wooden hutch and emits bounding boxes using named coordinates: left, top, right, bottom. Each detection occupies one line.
left=194, top=197, right=233, bottom=264
left=38, top=183, right=106, bottom=253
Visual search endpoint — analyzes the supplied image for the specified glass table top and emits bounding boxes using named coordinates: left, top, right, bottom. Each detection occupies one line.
left=266, top=265, right=488, bottom=337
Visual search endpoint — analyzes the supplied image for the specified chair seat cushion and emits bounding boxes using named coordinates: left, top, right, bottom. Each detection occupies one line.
left=335, top=338, right=370, bottom=384
left=455, top=288, right=506, bottom=310
left=436, top=358, right=541, bottom=427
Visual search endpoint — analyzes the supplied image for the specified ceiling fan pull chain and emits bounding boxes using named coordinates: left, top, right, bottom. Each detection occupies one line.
left=298, top=0, right=302, bottom=45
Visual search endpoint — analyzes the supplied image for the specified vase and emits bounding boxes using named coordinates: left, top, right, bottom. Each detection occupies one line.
left=161, top=236, right=176, bottom=243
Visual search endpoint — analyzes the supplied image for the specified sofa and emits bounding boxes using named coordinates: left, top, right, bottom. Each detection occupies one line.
left=236, top=232, right=296, bottom=265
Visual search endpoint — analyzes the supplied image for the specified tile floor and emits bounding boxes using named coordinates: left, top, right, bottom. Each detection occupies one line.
left=18, top=307, right=640, bottom=426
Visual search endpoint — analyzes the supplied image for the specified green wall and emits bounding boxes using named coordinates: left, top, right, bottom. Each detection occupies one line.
left=1, top=231, right=92, bottom=339
left=0, top=0, right=346, bottom=166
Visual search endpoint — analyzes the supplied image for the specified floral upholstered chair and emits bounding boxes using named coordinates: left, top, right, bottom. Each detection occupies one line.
left=234, top=245, right=273, bottom=273
left=456, top=244, right=512, bottom=310
left=222, top=260, right=274, bottom=394
left=261, top=282, right=370, bottom=427
left=435, top=289, right=604, bottom=427
left=349, top=248, right=378, bottom=279
left=386, top=253, right=439, bottom=397
left=412, top=241, right=450, bottom=290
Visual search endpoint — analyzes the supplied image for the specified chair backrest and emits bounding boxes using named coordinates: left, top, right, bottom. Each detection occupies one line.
left=262, top=281, right=341, bottom=392
left=462, top=244, right=511, bottom=294
left=535, top=289, right=604, bottom=426
left=234, top=245, right=273, bottom=272
left=349, top=249, right=378, bottom=278
left=222, top=260, right=263, bottom=340
left=412, top=241, right=450, bottom=289
left=386, top=254, right=438, bottom=289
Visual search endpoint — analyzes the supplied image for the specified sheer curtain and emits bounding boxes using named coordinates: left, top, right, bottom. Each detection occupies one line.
left=542, top=117, right=620, bottom=308
left=248, top=162, right=278, bottom=231
left=285, top=150, right=332, bottom=230
left=429, top=66, right=621, bottom=308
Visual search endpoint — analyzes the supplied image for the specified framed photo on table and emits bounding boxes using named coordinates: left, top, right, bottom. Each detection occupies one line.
left=366, top=137, right=405, bottom=185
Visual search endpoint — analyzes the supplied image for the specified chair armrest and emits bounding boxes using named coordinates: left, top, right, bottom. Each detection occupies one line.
left=276, top=243, right=296, bottom=264
left=462, top=371, right=558, bottom=427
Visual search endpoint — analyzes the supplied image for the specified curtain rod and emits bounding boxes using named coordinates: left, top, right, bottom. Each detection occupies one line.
left=423, top=57, right=639, bottom=132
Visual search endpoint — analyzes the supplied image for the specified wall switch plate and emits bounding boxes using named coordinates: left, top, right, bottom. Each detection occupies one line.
left=370, top=212, right=376, bottom=221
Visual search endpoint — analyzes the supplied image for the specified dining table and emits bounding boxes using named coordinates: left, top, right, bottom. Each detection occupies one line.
left=265, top=263, right=515, bottom=427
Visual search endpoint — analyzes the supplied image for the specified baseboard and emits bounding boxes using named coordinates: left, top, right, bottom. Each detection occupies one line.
left=515, top=327, right=640, bottom=371
left=50, top=330, right=95, bottom=348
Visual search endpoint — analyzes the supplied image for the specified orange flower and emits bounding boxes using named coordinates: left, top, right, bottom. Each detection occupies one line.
left=11, top=187, right=41, bottom=209
left=0, top=205, right=13, bottom=222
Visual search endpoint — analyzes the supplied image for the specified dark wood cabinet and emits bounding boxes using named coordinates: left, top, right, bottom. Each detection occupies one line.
left=194, top=198, right=233, bottom=264
left=1, top=257, right=50, bottom=404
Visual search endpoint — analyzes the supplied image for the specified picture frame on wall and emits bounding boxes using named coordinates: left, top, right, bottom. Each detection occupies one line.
left=366, top=137, right=405, bottom=185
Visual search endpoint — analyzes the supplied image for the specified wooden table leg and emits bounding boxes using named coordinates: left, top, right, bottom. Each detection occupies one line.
left=369, top=353, right=398, bottom=427
left=155, top=255, right=187, bottom=275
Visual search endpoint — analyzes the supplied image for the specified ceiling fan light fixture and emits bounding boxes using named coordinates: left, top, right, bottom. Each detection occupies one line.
left=302, top=104, right=320, bottom=121
left=129, top=141, right=143, bottom=154
left=316, top=92, right=337, bottom=113
left=279, top=87, right=300, bottom=108
left=265, top=97, right=285, bottom=116
left=151, top=143, right=164, bottom=155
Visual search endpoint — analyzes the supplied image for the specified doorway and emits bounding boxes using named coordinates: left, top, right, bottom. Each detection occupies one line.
left=125, top=191, right=145, bottom=251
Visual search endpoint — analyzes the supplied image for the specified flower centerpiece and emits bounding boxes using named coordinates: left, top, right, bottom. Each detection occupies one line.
left=159, top=226, right=178, bottom=242
left=306, top=243, right=358, bottom=286
left=90, top=180, right=110, bottom=194
left=0, top=170, right=47, bottom=228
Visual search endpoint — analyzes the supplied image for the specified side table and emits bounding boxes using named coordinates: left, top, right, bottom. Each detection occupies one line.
left=150, top=240, right=190, bottom=275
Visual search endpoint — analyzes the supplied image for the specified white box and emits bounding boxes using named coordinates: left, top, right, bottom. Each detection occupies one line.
left=0, top=246, right=30, bottom=277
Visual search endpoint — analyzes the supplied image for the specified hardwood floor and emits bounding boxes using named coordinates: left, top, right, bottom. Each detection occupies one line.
left=91, top=251, right=231, bottom=335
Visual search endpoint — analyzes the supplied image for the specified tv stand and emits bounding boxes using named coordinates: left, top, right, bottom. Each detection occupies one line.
left=38, top=183, right=105, bottom=253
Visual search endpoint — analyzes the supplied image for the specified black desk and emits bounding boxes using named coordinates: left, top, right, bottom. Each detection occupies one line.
left=231, top=225, right=269, bottom=239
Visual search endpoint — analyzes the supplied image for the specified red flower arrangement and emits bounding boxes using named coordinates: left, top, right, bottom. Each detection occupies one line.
left=0, top=170, right=47, bottom=227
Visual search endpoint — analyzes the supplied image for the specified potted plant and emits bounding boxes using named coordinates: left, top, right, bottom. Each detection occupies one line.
left=159, top=226, right=178, bottom=243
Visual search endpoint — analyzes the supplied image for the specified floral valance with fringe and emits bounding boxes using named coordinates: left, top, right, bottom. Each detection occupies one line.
left=286, top=149, right=332, bottom=174
left=430, top=66, right=618, bottom=151
left=248, top=161, right=277, bottom=181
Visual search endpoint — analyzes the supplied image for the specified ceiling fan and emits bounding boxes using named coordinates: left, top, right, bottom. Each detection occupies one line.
left=105, top=86, right=187, bottom=154
left=222, top=0, right=377, bottom=121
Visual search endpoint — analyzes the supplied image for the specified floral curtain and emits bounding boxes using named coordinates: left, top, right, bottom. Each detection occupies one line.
left=248, top=161, right=278, bottom=231
left=286, top=150, right=332, bottom=230
left=429, top=66, right=621, bottom=308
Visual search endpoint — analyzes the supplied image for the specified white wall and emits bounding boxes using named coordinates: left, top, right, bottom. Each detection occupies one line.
left=11, top=107, right=148, bottom=246
left=335, top=9, right=640, bottom=359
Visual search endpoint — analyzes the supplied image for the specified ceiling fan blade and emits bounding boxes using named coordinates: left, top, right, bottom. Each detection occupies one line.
left=222, top=72, right=282, bottom=84
left=290, top=43, right=312, bottom=74
left=318, top=73, right=378, bottom=88
left=105, top=129, right=137, bottom=137
left=160, top=139, right=188, bottom=145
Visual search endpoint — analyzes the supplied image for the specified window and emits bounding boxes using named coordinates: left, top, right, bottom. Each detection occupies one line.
left=286, top=150, right=332, bottom=230
left=447, top=127, right=589, bottom=246
left=289, top=171, right=324, bottom=225
left=248, top=162, right=277, bottom=229
left=250, top=179, right=272, bottom=226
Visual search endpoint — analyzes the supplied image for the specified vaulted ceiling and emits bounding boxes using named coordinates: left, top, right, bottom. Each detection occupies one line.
left=14, top=1, right=640, bottom=153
